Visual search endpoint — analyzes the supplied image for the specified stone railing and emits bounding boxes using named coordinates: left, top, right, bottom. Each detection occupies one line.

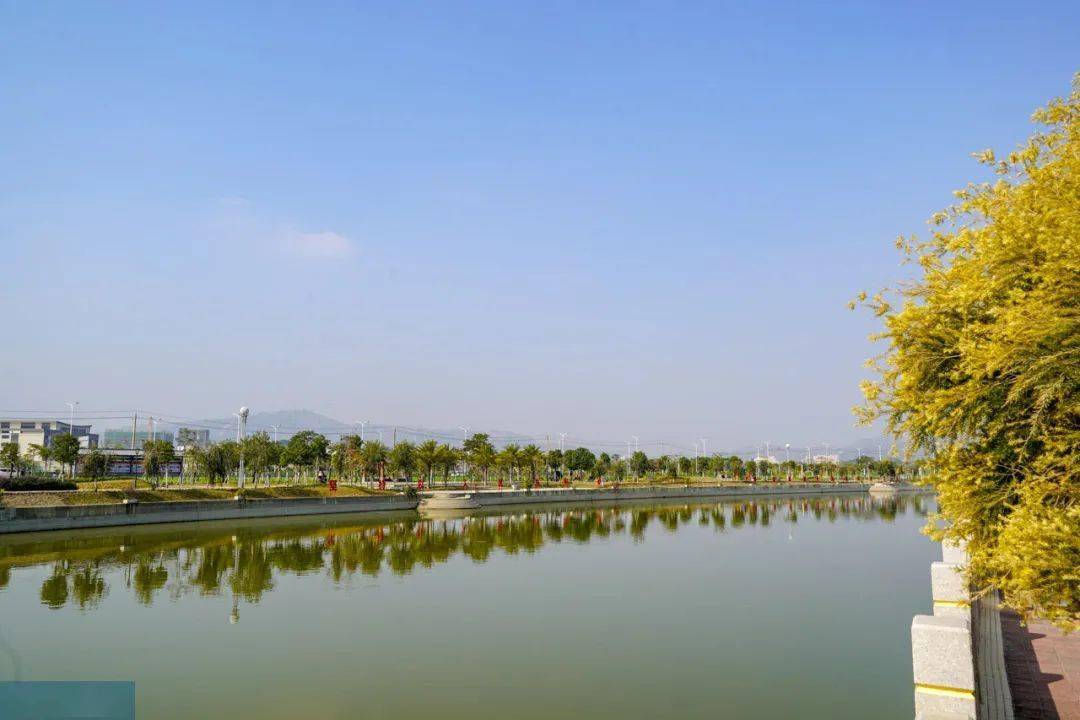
left=911, top=540, right=1013, bottom=720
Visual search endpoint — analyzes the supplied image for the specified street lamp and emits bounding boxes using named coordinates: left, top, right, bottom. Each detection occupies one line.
left=235, top=407, right=249, bottom=489
left=67, top=401, right=79, bottom=436
left=355, top=420, right=368, bottom=442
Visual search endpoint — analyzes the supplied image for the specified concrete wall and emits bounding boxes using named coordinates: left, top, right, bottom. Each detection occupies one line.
left=0, top=494, right=419, bottom=534
left=469, top=482, right=872, bottom=508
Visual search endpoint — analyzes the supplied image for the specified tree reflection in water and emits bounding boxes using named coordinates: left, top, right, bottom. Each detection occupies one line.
left=0, top=494, right=928, bottom=612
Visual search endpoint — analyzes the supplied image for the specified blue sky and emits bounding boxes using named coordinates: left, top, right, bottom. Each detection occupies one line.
left=2, top=2, right=1077, bottom=451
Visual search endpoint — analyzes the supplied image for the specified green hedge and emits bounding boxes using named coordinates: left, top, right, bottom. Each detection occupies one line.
left=0, top=477, right=78, bottom=491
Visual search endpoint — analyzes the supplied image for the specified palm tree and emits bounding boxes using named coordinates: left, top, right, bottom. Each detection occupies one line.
left=470, top=443, right=496, bottom=487
left=29, top=443, right=51, bottom=474
left=415, top=440, right=439, bottom=488
left=498, top=444, right=521, bottom=486
left=521, top=444, right=543, bottom=487
left=435, top=444, right=459, bottom=487
left=358, top=440, right=389, bottom=486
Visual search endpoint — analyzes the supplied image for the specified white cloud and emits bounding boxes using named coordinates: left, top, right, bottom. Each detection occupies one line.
left=284, top=230, right=353, bottom=258
left=207, top=199, right=354, bottom=260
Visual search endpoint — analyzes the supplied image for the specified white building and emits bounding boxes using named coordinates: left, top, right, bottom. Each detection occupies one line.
left=0, top=419, right=99, bottom=458
left=812, top=453, right=840, bottom=464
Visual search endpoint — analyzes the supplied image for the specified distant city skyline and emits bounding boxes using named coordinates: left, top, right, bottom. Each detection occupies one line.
left=3, top=3, right=1077, bottom=448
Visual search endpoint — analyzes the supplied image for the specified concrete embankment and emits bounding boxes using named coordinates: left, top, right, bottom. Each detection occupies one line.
left=0, top=494, right=420, bottom=534
left=1, top=482, right=901, bottom=535
left=456, top=482, right=873, bottom=509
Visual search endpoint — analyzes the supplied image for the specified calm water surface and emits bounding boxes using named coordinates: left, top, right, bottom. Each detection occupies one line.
left=0, top=493, right=937, bottom=719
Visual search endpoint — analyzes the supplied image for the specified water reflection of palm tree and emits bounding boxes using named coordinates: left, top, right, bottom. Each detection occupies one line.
left=15, top=493, right=927, bottom=610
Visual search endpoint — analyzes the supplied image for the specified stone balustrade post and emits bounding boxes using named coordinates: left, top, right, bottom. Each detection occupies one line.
left=912, top=614, right=977, bottom=718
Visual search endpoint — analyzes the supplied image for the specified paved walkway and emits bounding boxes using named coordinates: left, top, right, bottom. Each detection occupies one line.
left=1002, top=610, right=1080, bottom=719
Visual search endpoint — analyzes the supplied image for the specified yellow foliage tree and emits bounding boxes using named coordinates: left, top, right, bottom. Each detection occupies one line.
left=856, top=77, right=1079, bottom=629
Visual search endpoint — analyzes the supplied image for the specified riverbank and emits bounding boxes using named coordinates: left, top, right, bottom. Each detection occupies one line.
left=0, top=481, right=921, bottom=535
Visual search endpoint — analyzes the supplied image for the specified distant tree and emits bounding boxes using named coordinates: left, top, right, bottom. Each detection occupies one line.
left=521, top=444, right=543, bottom=485
left=415, top=440, right=439, bottom=485
left=436, top=444, right=459, bottom=486
left=142, top=439, right=175, bottom=483
left=243, top=432, right=279, bottom=484
left=51, top=434, right=81, bottom=479
left=470, top=441, right=496, bottom=485
left=357, top=440, right=389, bottom=483
left=565, top=447, right=596, bottom=475
left=288, top=431, right=330, bottom=470
left=83, top=449, right=109, bottom=489
left=205, top=442, right=239, bottom=484
left=545, top=449, right=564, bottom=478
left=498, top=444, right=521, bottom=485
left=629, top=451, right=649, bottom=478
left=462, top=433, right=492, bottom=457
left=1, top=442, right=21, bottom=475
left=29, top=443, right=52, bottom=472
left=389, top=440, right=417, bottom=481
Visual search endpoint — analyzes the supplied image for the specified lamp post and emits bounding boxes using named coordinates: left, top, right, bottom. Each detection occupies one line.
left=235, top=407, right=249, bottom=489
left=67, top=401, right=78, bottom=436
left=356, top=420, right=368, bottom=443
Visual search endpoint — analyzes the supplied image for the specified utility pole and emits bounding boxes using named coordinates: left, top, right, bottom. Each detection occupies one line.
left=131, top=411, right=138, bottom=451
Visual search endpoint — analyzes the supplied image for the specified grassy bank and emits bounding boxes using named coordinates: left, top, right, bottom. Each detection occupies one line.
left=1, top=483, right=392, bottom=508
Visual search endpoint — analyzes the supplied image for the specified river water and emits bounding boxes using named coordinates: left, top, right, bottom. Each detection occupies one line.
left=0, top=492, right=937, bottom=719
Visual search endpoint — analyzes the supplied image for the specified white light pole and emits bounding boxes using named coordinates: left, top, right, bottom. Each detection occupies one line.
left=459, top=426, right=470, bottom=445
left=632, top=436, right=639, bottom=454
left=150, top=417, right=157, bottom=442
left=558, top=433, right=567, bottom=452
left=785, top=443, right=791, bottom=463
left=356, top=420, right=368, bottom=442
left=235, top=407, right=249, bottom=489
left=67, top=401, right=79, bottom=436
left=271, top=425, right=279, bottom=444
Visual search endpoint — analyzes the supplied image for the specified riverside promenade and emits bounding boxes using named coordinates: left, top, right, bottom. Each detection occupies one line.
left=1002, top=612, right=1080, bottom=719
